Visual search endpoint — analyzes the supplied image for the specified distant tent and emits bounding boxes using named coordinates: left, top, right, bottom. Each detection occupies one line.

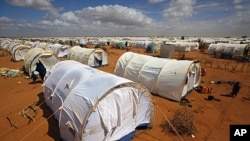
left=43, top=60, right=155, bottom=141
left=189, top=42, right=199, bottom=50
left=165, top=42, right=191, bottom=52
left=114, top=52, right=201, bottom=102
left=12, top=45, right=30, bottom=61
left=68, top=46, right=108, bottom=67
left=31, top=41, right=40, bottom=48
left=51, top=43, right=63, bottom=54
left=160, top=44, right=175, bottom=58
left=146, top=42, right=160, bottom=53
left=51, top=43, right=70, bottom=58
left=134, top=40, right=152, bottom=48
left=116, top=42, right=126, bottom=49
left=57, top=45, right=70, bottom=58
left=207, top=43, right=217, bottom=55
left=7, top=42, right=21, bottom=52
left=0, top=39, right=11, bottom=49
left=38, top=42, right=52, bottom=50
left=24, top=48, right=59, bottom=79
left=207, top=43, right=248, bottom=58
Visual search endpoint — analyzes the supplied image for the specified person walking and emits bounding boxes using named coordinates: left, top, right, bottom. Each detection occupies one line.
left=231, top=82, right=241, bottom=98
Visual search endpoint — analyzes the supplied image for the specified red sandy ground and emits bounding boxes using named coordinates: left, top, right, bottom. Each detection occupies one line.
left=0, top=46, right=249, bottom=141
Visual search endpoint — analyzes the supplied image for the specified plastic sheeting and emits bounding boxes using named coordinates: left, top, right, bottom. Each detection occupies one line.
left=68, top=46, right=108, bottom=67
left=114, top=52, right=201, bottom=102
left=12, top=45, right=30, bottom=61
left=207, top=43, right=248, bottom=57
left=43, top=60, right=155, bottom=141
left=24, top=48, right=59, bottom=77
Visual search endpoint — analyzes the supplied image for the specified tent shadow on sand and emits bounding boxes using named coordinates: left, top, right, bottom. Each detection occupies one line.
left=36, top=92, right=61, bottom=140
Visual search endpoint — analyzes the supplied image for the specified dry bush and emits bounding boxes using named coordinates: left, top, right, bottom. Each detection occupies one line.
left=160, top=107, right=196, bottom=136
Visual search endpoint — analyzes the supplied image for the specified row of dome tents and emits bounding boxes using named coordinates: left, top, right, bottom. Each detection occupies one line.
left=28, top=42, right=71, bottom=58
left=26, top=45, right=201, bottom=139
left=0, top=40, right=109, bottom=81
left=0, top=41, right=30, bottom=62
left=23, top=46, right=108, bottom=81
left=159, top=41, right=199, bottom=58
left=2, top=40, right=72, bottom=60
left=2, top=39, right=201, bottom=102
left=2, top=39, right=202, bottom=139
left=114, top=52, right=201, bottom=102
left=207, top=43, right=249, bottom=59
left=42, top=60, right=155, bottom=141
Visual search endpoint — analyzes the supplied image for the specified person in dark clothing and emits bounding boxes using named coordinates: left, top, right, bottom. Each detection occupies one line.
left=231, top=82, right=241, bottom=98
left=31, top=61, right=46, bottom=82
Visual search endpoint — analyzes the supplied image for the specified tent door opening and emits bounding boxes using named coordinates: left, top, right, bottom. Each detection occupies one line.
left=94, top=51, right=103, bottom=66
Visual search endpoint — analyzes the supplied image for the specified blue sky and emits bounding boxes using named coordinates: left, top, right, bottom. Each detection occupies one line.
left=0, top=0, right=249, bottom=37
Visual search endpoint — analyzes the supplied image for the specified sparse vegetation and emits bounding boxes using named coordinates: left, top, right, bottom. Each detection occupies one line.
left=160, top=107, right=196, bottom=136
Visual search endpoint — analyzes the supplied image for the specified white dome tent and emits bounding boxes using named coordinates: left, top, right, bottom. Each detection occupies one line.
left=207, top=43, right=249, bottom=58
left=134, top=40, right=152, bottom=48
left=57, top=45, right=70, bottom=58
left=42, top=60, right=155, bottom=141
left=207, top=43, right=217, bottom=55
left=11, top=44, right=30, bottom=61
left=189, top=42, right=199, bottom=50
left=7, top=42, right=21, bottom=52
left=24, top=48, right=59, bottom=81
left=51, top=43, right=70, bottom=58
left=164, top=42, right=191, bottom=52
left=0, top=39, right=11, bottom=49
left=68, top=46, right=108, bottom=67
left=114, top=52, right=201, bottom=102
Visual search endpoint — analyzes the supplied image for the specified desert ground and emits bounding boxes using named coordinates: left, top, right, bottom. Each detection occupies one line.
left=0, top=45, right=249, bottom=141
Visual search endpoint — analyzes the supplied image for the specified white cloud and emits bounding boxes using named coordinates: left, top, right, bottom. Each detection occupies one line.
left=195, top=2, right=221, bottom=10
left=148, top=0, right=165, bottom=4
left=235, top=10, right=250, bottom=24
left=0, top=16, right=14, bottom=22
left=234, top=0, right=242, bottom=4
left=234, top=5, right=244, bottom=10
left=163, top=0, right=196, bottom=23
left=1, top=2, right=249, bottom=37
left=75, top=5, right=153, bottom=26
left=7, top=0, right=53, bottom=11
left=60, top=11, right=83, bottom=25
left=7, top=0, right=62, bottom=20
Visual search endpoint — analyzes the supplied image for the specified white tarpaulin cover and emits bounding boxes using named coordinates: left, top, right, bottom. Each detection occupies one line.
left=68, top=46, right=108, bottom=67
left=51, top=43, right=70, bottom=58
left=207, top=43, right=248, bottom=57
left=7, top=42, right=21, bottom=52
left=11, top=45, right=30, bottom=61
left=164, top=42, right=192, bottom=52
left=114, top=52, right=201, bottom=102
left=24, top=48, right=59, bottom=77
left=42, top=60, right=155, bottom=141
